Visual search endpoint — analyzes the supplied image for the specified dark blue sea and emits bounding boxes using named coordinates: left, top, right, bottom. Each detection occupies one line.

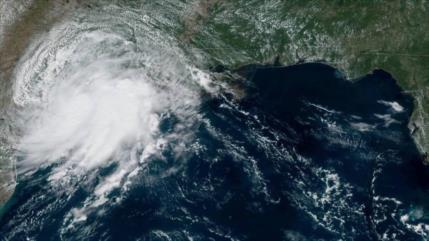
left=1, top=63, right=428, bottom=241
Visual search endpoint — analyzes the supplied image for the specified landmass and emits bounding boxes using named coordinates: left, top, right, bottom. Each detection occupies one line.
left=0, top=0, right=428, bottom=208
left=0, top=0, right=82, bottom=209
left=183, top=0, right=429, bottom=152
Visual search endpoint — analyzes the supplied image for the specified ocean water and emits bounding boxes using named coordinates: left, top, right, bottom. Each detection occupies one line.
left=1, top=61, right=428, bottom=241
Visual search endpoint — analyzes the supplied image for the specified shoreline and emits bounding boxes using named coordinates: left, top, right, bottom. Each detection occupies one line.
left=0, top=0, right=428, bottom=210
left=0, top=0, right=84, bottom=210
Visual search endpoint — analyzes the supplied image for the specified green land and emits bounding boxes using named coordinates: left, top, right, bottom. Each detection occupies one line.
left=183, top=0, right=429, bottom=152
left=0, top=0, right=428, bottom=207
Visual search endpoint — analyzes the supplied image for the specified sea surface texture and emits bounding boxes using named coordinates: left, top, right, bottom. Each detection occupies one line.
left=0, top=3, right=428, bottom=241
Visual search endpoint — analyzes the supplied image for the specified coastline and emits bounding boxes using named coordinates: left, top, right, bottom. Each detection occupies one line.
left=0, top=0, right=84, bottom=210
left=0, top=0, right=428, bottom=210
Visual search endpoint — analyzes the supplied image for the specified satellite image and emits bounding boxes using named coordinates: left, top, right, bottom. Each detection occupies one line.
left=0, top=0, right=428, bottom=240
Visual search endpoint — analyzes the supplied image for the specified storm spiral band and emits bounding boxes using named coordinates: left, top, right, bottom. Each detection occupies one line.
left=0, top=2, right=428, bottom=241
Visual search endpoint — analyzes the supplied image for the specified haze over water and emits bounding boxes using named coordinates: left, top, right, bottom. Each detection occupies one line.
left=0, top=3, right=428, bottom=241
